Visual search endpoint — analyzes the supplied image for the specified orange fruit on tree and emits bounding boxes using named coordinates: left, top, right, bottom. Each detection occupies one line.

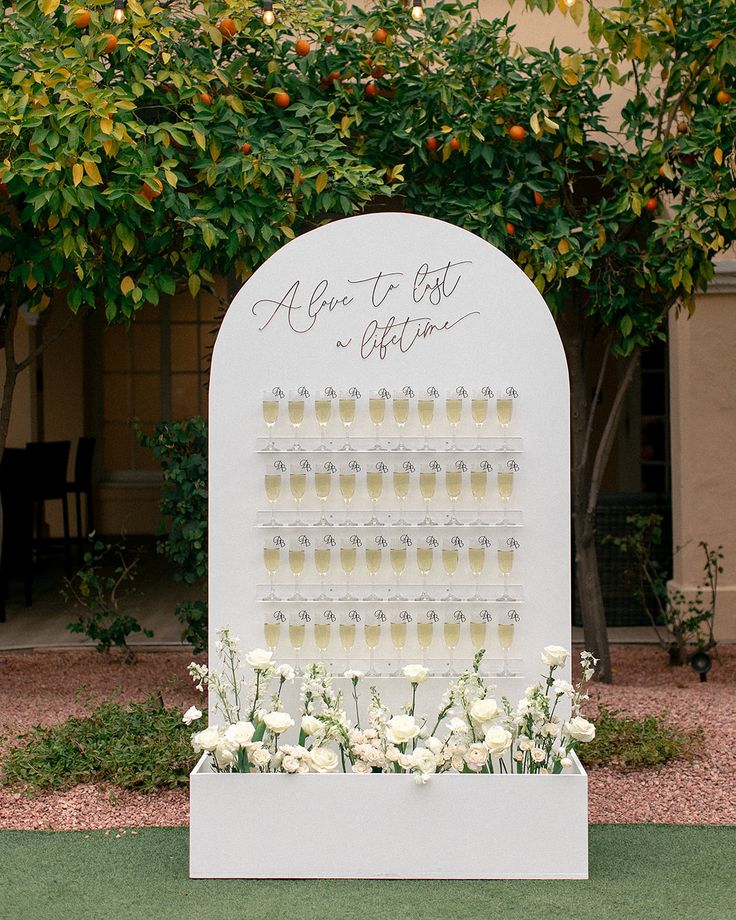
left=508, top=124, right=526, bottom=142
left=295, top=38, right=311, bottom=57
left=274, top=91, right=291, bottom=108
left=365, top=82, right=378, bottom=98
left=73, top=9, right=91, bottom=28
left=218, top=18, right=237, bottom=38
left=374, top=28, right=388, bottom=43
left=534, top=191, right=544, bottom=207
left=645, top=197, right=658, bottom=212
left=141, top=178, right=163, bottom=202
left=716, top=89, right=731, bottom=104
left=240, top=142, right=252, bottom=154
left=324, top=33, right=334, bottom=43
left=676, top=120, right=688, bottom=135
left=371, top=64, right=386, bottom=79
left=426, top=136, right=438, bottom=153
left=102, top=34, right=118, bottom=53
left=449, top=137, right=460, bottom=151
left=505, top=222, right=516, bottom=236
left=199, top=92, right=213, bottom=105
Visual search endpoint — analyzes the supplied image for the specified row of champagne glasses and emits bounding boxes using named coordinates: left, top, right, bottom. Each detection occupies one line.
left=263, top=536, right=521, bottom=602
left=263, top=386, right=518, bottom=450
left=264, top=461, right=518, bottom=526
left=264, top=609, right=520, bottom=676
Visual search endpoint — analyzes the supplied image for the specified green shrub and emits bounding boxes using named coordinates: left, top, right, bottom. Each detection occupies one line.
left=579, top=704, right=703, bottom=770
left=1, top=697, right=197, bottom=792
left=137, top=418, right=208, bottom=651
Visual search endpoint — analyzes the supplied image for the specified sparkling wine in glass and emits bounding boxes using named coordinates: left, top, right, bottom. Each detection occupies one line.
left=264, top=469, right=282, bottom=526
left=314, top=609, right=335, bottom=665
left=446, top=386, right=466, bottom=450
left=262, top=387, right=283, bottom=450
left=289, top=609, right=310, bottom=676
left=339, top=461, right=359, bottom=525
left=369, top=389, right=389, bottom=449
left=497, top=537, right=518, bottom=601
left=390, top=609, right=411, bottom=675
left=444, top=608, right=464, bottom=676
left=419, top=462, right=439, bottom=525
left=392, top=387, right=412, bottom=451
left=364, top=609, right=385, bottom=677
left=262, top=535, right=284, bottom=600
left=468, top=538, right=488, bottom=601
left=366, top=462, right=386, bottom=526
left=415, top=536, right=437, bottom=601
left=340, top=535, right=360, bottom=600
left=314, top=462, right=334, bottom=526
left=417, top=609, right=439, bottom=669
left=497, top=387, right=516, bottom=450
left=498, top=611, right=518, bottom=677
left=314, top=534, right=334, bottom=600
left=289, top=461, right=308, bottom=525
left=339, top=387, right=359, bottom=451
left=314, top=388, right=335, bottom=451
left=288, top=388, right=307, bottom=451
left=445, top=460, right=465, bottom=525
left=393, top=461, right=412, bottom=525
left=418, top=387, right=438, bottom=450
left=497, top=459, right=517, bottom=525
left=470, top=610, right=491, bottom=652
left=364, top=536, right=385, bottom=601
left=471, top=462, right=489, bottom=525
left=288, top=536, right=308, bottom=601
left=390, top=536, right=409, bottom=601
left=471, top=387, right=491, bottom=450
left=340, top=609, right=360, bottom=668
left=264, top=608, right=285, bottom=654
left=442, top=537, right=461, bottom=600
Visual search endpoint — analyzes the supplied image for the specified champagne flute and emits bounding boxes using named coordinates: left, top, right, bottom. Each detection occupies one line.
left=264, top=609, right=285, bottom=654
left=289, top=462, right=308, bottom=525
left=392, top=387, right=411, bottom=450
left=314, top=536, right=333, bottom=600
left=393, top=462, right=412, bottom=525
left=364, top=610, right=384, bottom=677
left=468, top=540, right=487, bottom=601
left=339, top=388, right=358, bottom=451
left=498, top=614, right=517, bottom=677
left=314, top=609, right=335, bottom=665
left=445, top=461, right=465, bottom=525
left=369, top=389, right=388, bottom=450
left=497, top=462, right=516, bottom=525
left=497, top=389, right=515, bottom=450
left=446, top=387, right=465, bottom=450
left=419, top=462, right=438, bottom=525
left=340, top=536, right=359, bottom=600
left=364, top=538, right=384, bottom=601
left=289, top=609, right=310, bottom=676
left=262, top=387, right=282, bottom=451
left=415, top=537, right=436, bottom=601
left=339, top=462, right=358, bottom=525
left=340, top=609, right=360, bottom=668
left=470, top=610, right=491, bottom=652
left=262, top=536, right=284, bottom=600
left=288, top=537, right=307, bottom=600
left=314, top=389, right=334, bottom=451
left=366, top=463, right=386, bottom=526
left=471, top=463, right=489, bottom=525
left=442, top=538, right=461, bottom=601
left=264, top=470, right=281, bottom=525
left=497, top=540, right=517, bottom=602
left=314, top=462, right=334, bottom=526
left=444, top=609, right=464, bottom=676
left=390, top=537, right=408, bottom=601
left=417, top=391, right=436, bottom=450
left=471, top=388, right=490, bottom=450
left=417, top=610, right=438, bottom=669
left=390, top=609, right=411, bottom=675
left=288, top=389, right=306, bottom=451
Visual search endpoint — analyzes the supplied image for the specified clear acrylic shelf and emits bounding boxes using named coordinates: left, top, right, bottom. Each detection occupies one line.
left=264, top=657, right=525, bottom=679
left=257, top=436, right=523, bottom=453
left=256, top=509, right=524, bottom=527
left=258, top=584, right=525, bottom=603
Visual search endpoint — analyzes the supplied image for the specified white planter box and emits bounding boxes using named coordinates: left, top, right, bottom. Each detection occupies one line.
left=189, top=752, right=588, bottom=879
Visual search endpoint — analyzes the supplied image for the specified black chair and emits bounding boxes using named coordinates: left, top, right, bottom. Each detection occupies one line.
left=25, top=440, right=72, bottom=578
left=66, top=436, right=96, bottom=551
left=0, top=447, right=34, bottom=618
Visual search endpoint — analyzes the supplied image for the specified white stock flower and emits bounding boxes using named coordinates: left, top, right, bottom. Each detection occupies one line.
left=386, top=714, right=421, bottom=745
left=310, top=746, right=339, bottom=773
left=192, top=725, right=221, bottom=753
left=224, top=721, right=255, bottom=748
left=553, top=679, right=575, bottom=696
left=245, top=648, right=274, bottom=670
left=469, top=698, right=500, bottom=724
left=403, top=664, right=429, bottom=684
left=182, top=706, right=202, bottom=726
left=301, top=715, right=323, bottom=736
left=275, top=663, right=295, bottom=681
left=484, top=725, right=512, bottom=754
left=412, top=748, right=437, bottom=775
left=541, top=645, right=568, bottom=668
left=446, top=717, right=469, bottom=735
left=565, top=716, right=596, bottom=743
left=263, top=711, right=295, bottom=735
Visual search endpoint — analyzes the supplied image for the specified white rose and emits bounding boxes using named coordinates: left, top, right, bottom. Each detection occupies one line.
left=412, top=748, right=437, bottom=775
left=214, top=744, right=235, bottom=768
left=531, top=748, right=547, bottom=763
left=543, top=721, right=560, bottom=737
left=464, top=742, right=488, bottom=771
left=566, top=716, right=596, bottom=743
left=469, top=698, right=500, bottom=724
left=403, top=664, right=429, bottom=684
left=263, top=711, right=295, bottom=735
left=386, top=714, right=421, bottom=745
left=451, top=754, right=465, bottom=771
left=281, top=754, right=301, bottom=773
left=560, top=756, right=573, bottom=769
left=446, top=717, right=469, bottom=735
left=182, top=705, right=202, bottom=726
left=301, top=715, right=323, bottom=736
left=310, top=746, right=339, bottom=773
left=386, top=746, right=401, bottom=763
left=251, top=746, right=271, bottom=769
left=245, top=648, right=274, bottom=670
left=517, top=736, right=533, bottom=752
left=484, top=725, right=512, bottom=754
left=275, top=663, right=295, bottom=681
left=513, top=751, right=523, bottom=762
left=541, top=645, right=568, bottom=668
left=224, top=721, right=255, bottom=748
left=352, top=761, right=370, bottom=774
left=192, top=724, right=221, bottom=753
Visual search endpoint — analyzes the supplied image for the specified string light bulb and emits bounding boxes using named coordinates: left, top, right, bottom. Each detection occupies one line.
left=262, top=0, right=275, bottom=25
left=113, top=0, right=125, bottom=23
left=564, top=0, right=576, bottom=7
left=411, top=0, right=424, bottom=21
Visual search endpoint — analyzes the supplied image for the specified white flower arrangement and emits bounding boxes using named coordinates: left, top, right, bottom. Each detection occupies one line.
left=186, top=629, right=597, bottom=782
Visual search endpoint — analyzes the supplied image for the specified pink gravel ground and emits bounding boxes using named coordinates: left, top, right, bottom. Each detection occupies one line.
left=0, top=645, right=733, bottom=830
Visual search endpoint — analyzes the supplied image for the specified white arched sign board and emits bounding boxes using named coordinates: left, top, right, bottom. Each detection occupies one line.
left=209, top=212, right=570, bottom=693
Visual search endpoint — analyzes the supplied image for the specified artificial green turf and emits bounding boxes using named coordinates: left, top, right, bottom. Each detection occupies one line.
left=2, top=825, right=734, bottom=920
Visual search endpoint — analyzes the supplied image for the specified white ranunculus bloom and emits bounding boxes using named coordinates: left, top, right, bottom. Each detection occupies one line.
left=566, top=716, right=596, bottom=743
left=541, top=645, right=568, bottom=668
left=412, top=748, right=436, bottom=775
left=352, top=760, right=370, bottom=774
left=224, top=720, right=255, bottom=748
left=513, top=751, right=523, bottom=762
left=464, top=742, right=488, bottom=771
left=275, top=663, right=295, bottom=681
left=403, top=664, right=429, bottom=684
left=251, top=746, right=271, bottom=769
left=446, top=717, right=469, bottom=735
left=182, top=705, right=202, bottom=726
left=484, top=725, right=512, bottom=754
left=301, top=715, right=322, bottom=736
left=245, top=648, right=274, bottom=670
left=469, top=697, right=500, bottom=724
left=386, top=714, right=421, bottom=745
left=192, top=724, right=221, bottom=753
left=310, top=746, right=339, bottom=773
left=531, top=748, right=546, bottom=763
left=543, top=721, right=560, bottom=737
left=386, top=746, right=401, bottom=763
left=517, top=736, right=533, bottom=752
left=263, top=711, right=295, bottom=735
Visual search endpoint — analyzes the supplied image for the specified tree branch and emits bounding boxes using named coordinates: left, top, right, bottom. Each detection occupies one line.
left=580, top=330, right=613, bottom=473
left=15, top=311, right=78, bottom=375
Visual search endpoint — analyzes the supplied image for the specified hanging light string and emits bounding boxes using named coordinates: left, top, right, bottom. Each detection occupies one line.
left=262, top=0, right=275, bottom=25
left=113, top=0, right=126, bottom=23
left=411, top=0, right=424, bottom=22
